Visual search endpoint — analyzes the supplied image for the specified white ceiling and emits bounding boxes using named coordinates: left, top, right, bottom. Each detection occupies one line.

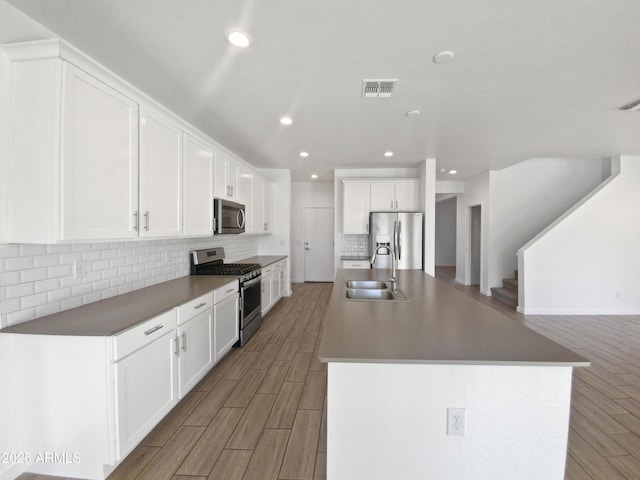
left=2, top=0, right=640, bottom=181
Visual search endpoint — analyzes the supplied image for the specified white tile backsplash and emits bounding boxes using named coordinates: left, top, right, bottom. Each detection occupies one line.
left=0, top=235, right=259, bottom=328
left=341, top=234, right=368, bottom=257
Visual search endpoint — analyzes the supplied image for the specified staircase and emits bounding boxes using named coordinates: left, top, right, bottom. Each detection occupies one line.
left=491, top=271, right=518, bottom=308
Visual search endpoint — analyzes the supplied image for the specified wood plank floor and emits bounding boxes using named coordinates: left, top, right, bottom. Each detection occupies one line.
left=18, top=275, right=640, bottom=480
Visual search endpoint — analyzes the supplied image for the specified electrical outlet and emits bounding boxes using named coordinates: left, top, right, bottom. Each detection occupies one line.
left=73, top=260, right=85, bottom=278
left=447, top=408, right=466, bottom=436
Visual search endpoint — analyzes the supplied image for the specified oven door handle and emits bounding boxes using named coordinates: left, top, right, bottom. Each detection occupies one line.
left=242, top=276, right=262, bottom=289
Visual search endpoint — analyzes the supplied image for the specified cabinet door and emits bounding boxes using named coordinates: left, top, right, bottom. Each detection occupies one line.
left=214, top=294, right=239, bottom=361
left=139, top=108, right=182, bottom=237
left=238, top=166, right=254, bottom=233
left=261, top=273, right=273, bottom=313
left=213, top=152, right=238, bottom=199
left=62, top=64, right=139, bottom=240
left=342, top=182, right=370, bottom=234
left=395, top=181, right=419, bottom=210
left=227, top=160, right=239, bottom=199
left=183, top=134, right=214, bottom=236
left=178, top=308, right=214, bottom=397
left=271, top=269, right=281, bottom=304
left=114, top=331, right=178, bottom=459
left=263, top=180, right=273, bottom=233
left=370, top=182, right=395, bottom=211
left=279, top=267, right=286, bottom=297
left=252, top=176, right=264, bottom=234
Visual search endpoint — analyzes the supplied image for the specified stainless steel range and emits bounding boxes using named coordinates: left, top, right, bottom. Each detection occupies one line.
left=190, top=247, right=262, bottom=346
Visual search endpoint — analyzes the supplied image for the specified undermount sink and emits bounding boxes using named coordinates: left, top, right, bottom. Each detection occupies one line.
left=342, top=280, right=409, bottom=302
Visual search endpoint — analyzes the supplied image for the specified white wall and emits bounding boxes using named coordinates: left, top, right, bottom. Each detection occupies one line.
left=435, top=197, right=457, bottom=266
left=290, top=182, right=334, bottom=283
left=458, top=172, right=490, bottom=294
left=418, top=159, right=436, bottom=275
left=520, top=155, right=640, bottom=314
left=488, top=157, right=608, bottom=291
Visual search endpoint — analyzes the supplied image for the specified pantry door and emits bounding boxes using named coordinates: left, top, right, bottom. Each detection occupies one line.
left=303, top=207, right=334, bottom=282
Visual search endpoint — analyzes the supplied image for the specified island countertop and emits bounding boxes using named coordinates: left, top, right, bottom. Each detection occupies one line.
left=318, top=269, right=589, bottom=366
left=0, top=275, right=238, bottom=337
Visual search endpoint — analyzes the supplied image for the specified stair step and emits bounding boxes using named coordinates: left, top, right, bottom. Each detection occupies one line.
left=490, top=287, right=518, bottom=308
left=502, top=278, right=518, bottom=292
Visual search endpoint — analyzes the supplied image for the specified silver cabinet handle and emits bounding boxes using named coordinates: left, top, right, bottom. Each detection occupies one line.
left=181, top=331, right=187, bottom=352
left=144, top=324, right=163, bottom=335
left=194, top=302, right=207, bottom=309
left=225, top=288, right=235, bottom=294
left=395, top=200, right=398, bottom=209
left=144, top=211, right=150, bottom=231
left=133, top=211, right=139, bottom=231
left=174, top=336, right=179, bottom=356
left=390, top=200, right=393, bottom=208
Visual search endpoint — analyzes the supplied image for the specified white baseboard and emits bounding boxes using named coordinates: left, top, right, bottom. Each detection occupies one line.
left=521, top=307, right=640, bottom=315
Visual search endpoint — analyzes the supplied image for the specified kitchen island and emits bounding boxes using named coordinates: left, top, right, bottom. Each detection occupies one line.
left=318, top=269, right=588, bottom=480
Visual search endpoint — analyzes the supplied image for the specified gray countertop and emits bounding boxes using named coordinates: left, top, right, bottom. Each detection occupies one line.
left=0, top=275, right=238, bottom=336
left=239, top=255, right=287, bottom=267
left=318, top=269, right=589, bottom=366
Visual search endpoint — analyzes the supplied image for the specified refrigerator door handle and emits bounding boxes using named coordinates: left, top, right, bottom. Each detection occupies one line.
left=397, top=220, right=402, bottom=260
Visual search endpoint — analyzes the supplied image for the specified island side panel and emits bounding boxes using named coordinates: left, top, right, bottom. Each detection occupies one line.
left=327, top=362, right=573, bottom=480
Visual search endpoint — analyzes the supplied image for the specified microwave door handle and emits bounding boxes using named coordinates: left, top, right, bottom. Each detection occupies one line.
left=237, top=209, right=246, bottom=228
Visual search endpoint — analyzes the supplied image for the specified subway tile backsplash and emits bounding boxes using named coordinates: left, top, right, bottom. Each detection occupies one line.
left=341, top=234, right=368, bottom=257
left=0, top=236, right=259, bottom=328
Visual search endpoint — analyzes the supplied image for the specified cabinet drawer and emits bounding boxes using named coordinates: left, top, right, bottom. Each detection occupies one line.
left=342, top=260, right=370, bottom=269
left=114, top=309, right=177, bottom=361
left=262, top=265, right=275, bottom=276
left=177, top=292, right=213, bottom=325
left=273, top=260, right=285, bottom=270
left=214, top=281, right=239, bottom=304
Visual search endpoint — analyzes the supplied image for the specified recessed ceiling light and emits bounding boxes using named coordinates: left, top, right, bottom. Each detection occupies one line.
left=299, top=151, right=309, bottom=158
left=311, top=174, right=318, bottom=179
left=439, top=168, right=446, bottom=173
left=384, top=151, right=394, bottom=157
left=448, top=169, right=457, bottom=175
left=280, top=116, right=293, bottom=125
left=406, top=110, right=421, bottom=118
left=433, top=51, right=455, bottom=64
left=227, top=30, right=251, bottom=48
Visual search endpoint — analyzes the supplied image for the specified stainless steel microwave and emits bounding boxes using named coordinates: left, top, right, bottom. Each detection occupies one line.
left=214, top=198, right=246, bottom=234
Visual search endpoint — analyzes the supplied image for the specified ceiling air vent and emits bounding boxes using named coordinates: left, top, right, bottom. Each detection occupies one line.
left=618, top=97, right=640, bottom=112
left=362, top=79, right=398, bottom=98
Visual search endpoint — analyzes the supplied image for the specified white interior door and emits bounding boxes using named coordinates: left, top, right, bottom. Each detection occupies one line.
left=304, top=207, right=334, bottom=282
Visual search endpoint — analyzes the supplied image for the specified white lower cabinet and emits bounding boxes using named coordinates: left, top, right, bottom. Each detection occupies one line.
left=114, top=329, right=178, bottom=459
left=7, top=283, right=238, bottom=480
left=342, top=260, right=370, bottom=269
left=262, top=258, right=288, bottom=315
left=215, top=293, right=239, bottom=359
left=177, top=308, right=214, bottom=397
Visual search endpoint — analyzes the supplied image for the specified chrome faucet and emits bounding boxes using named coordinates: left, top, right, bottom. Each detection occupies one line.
left=371, top=245, right=397, bottom=291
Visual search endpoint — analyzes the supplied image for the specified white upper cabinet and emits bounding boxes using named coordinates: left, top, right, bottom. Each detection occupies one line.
left=4, top=39, right=274, bottom=242
left=342, top=181, right=370, bottom=234
left=237, top=165, right=254, bottom=233
left=62, top=64, right=141, bottom=240
left=213, top=152, right=239, bottom=200
left=263, top=180, right=273, bottom=233
left=370, top=180, right=419, bottom=211
left=252, top=176, right=265, bottom=234
left=393, top=180, right=419, bottom=210
left=182, top=134, right=214, bottom=236
left=139, top=107, right=182, bottom=237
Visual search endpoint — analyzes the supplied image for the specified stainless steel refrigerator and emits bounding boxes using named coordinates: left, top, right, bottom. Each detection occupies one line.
left=369, top=212, right=423, bottom=270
